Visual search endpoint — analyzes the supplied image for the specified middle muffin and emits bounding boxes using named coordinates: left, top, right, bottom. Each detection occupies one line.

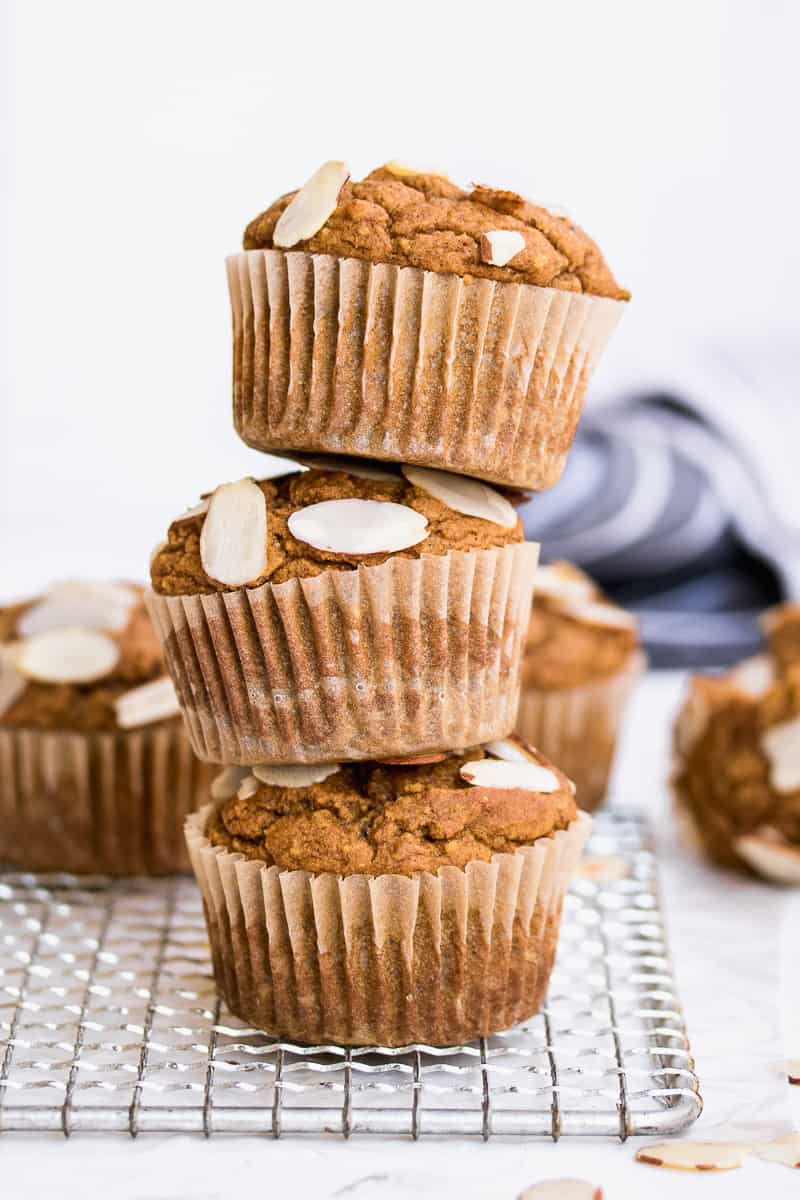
left=147, top=465, right=539, bottom=764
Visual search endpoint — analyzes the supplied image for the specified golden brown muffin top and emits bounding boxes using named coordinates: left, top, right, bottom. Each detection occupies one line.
left=522, top=562, right=640, bottom=690
left=150, top=467, right=523, bottom=597
left=208, top=742, right=577, bottom=877
left=242, top=163, right=629, bottom=301
left=0, top=583, right=167, bottom=732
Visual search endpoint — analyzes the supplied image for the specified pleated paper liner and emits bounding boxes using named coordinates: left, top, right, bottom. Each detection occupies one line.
left=0, top=720, right=214, bottom=875
left=516, top=651, right=647, bottom=813
left=226, top=249, right=624, bottom=490
left=145, top=542, right=540, bottom=766
left=186, top=804, right=591, bottom=1046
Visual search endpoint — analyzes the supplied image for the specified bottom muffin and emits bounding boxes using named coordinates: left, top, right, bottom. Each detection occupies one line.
left=187, top=742, right=591, bottom=1046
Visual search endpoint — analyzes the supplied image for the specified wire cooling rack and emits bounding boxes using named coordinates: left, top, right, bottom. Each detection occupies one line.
left=0, top=810, right=701, bottom=1140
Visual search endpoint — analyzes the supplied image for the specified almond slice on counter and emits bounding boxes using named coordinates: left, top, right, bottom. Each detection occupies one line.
left=287, top=499, right=428, bottom=554
left=210, top=766, right=252, bottom=801
left=273, top=160, right=350, bottom=249
left=760, top=716, right=800, bottom=793
left=0, top=659, right=27, bottom=718
left=518, top=1182, right=602, bottom=1200
left=731, top=653, right=774, bottom=697
left=460, top=758, right=560, bottom=793
left=533, top=564, right=595, bottom=605
left=114, top=677, right=181, bottom=729
left=401, top=464, right=517, bottom=528
left=480, top=229, right=526, bottom=267
left=562, top=600, right=637, bottom=630
left=251, top=763, right=340, bottom=788
left=635, top=1141, right=747, bottom=1171
left=294, top=453, right=400, bottom=483
left=751, top=1134, right=800, bottom=1168
left=237, top=775, right=260, bottom=800
left=485, top=735, right=540, bottom=763
left=735, top=831, right=800, bottom=884
left=200, top=478, right=268, bottom=587
left=16, top=627, right=120, bottom=685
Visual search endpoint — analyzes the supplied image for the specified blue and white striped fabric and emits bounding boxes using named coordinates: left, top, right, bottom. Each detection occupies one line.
left=521, top=338, right=800, bottom=666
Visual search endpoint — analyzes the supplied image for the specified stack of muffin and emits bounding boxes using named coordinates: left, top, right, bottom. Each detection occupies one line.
left=147, top=161, right=629, bottom=1045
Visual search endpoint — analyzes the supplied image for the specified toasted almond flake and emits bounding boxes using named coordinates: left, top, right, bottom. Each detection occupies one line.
left=460, top=758, right=560, bottom=793
left=401, top=465, right=517, bottom=528
left=273, top=161, right=350, bottom=249
left=562, top=601, right=637, bottom=630
left=200, top=478, right=268, bottom=587
left=0, top=660, right=27, bottom=718
left=174, top=499, right=210, bottom=523
left=518, top=1181, right=602, bottom=1200
left=16, top=628, right=120, bottom=685
left=735, top=831, right=800, bottom=884
left=533, top=565, right=595, bottom=605
left=251, top=763, right=340, bottom=788
left=287, top=499, right=428, bottom=555
left=211, top=766, right=252, bottom=801
left=237, top=775, right=260, bottom=800
left=114, top=677, right=180, bottom=729
left=485, top=736, right=539, bottom=763
left=383, top=160, right=451, bottom=180
left=377, top=752, right=449, bottom=766
left=761, top=716, right=800, bottom=793
left=731, top=653, right=774, bottom=697
left=787, top=1059, right=800, bottom=1085
left=635, top=1141, right=747, bottom=1171
left=295, top=453, right=399, bottom=482
left=578, top=855, right=628, bottom=883
left=480, top=229, right=526, bottom=267
left=751, top=1135, right=800, bottom=1168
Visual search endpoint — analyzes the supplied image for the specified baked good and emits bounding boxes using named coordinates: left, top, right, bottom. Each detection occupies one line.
left=673, top=607, right=800, bottom=883
left=187, top=739, right=591, bottom=1045
left=516, top=562, right=644, bottom=810
left=227, top=161, right=628, bottom=489
left=147, top=465, right=539, bottom=764
left=0, top=581, right=213, bottom=874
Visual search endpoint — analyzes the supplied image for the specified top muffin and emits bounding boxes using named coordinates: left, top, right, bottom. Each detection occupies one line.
left=243, top=163, right=629, bottom=300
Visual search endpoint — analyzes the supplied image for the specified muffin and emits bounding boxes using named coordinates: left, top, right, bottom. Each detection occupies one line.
left=673, top=605, right=800, bottom=883
left=0, top=581, right=213, bottom=874
left=516, top=562, right=644, bottom=811
left=147, top=465, right=539, bottom=765
left=227, top=161, right=628, bottom=490
left=187, top=738, right=591, bottom=1045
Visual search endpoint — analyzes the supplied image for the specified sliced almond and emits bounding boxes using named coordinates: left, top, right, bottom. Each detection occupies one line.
left=16, top=627, right=120, bottom=685
left=731, top=653, right=774, bottom=697
left=200, top=478, right=268, bottom=587
left=485, top=736, right=540, bottom=763
left=237, top=775, right=260, bottom=800
left=0, top=659, right=27, bottom=718
left=751, top=1135, right=800, bottom=1168
left=401, top=465, right=517, bottom=528
left=480, top=229, right=526, bottom=267
left=518, top=1182, right=602, bottom=1200
left=273, top=161, right=350, bottom=249
left=210, top=766, right=252, bottom=801
left=635, top=1141, right=747, bottom=1171
left=382, top=161, right=451, bottom=181
left=533, top=564, right=595, bottom=605
left=114, top=677, right=180, bottom=729
left=562, top=600, right=637, bottom=630
left=761, top=716, right=800, bottom=793
left=735, top=831, right=800, bottom=884
left=17, top=580, right=136, bottom=637
left=377, top=752, right=449, bottom=766
left=295, top=453, right=399, bottom=483
left=251, top=763, right=340, bottom=788
left=287, top=499, right=428, bottom=554
left=460, top=758, right=560, bottom=793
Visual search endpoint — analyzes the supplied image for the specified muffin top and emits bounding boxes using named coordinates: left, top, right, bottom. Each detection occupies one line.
left=207, top=739, right=577, bottom=877
left=673, top=609, right=800, bottom=878
left=242, top=162, right=629, bottom=301
left=522, top=562, right=640, bottom=690
left=150, top=464, right=524, bottom=596
left=0, top=582, right=179, bottom=732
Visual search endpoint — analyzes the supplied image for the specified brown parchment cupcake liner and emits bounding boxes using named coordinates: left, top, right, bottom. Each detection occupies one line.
left=0, top=721, right=214, bottom=875
left=226, top=250, right=625, bottom=490
left=516, top=651, right=646, bottom=812
left=186, top=804, right=591, bottom=1046
left=145, top=542, right=540, bottom=766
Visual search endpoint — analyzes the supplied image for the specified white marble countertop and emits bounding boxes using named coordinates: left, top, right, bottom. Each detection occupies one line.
left=2, top=671, right=798, bottom=1199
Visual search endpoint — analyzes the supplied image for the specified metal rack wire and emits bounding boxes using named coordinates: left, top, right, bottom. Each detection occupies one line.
left=0, top=809, right=701, bottom=1139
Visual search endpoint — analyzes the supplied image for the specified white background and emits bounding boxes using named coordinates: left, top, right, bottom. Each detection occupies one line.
left=3, top=0, right=800, bottom=598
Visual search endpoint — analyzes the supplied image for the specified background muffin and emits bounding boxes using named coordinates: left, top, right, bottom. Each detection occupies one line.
left=228, top=161, right=627, bottom=489
left=189, top=739, right=591, bottom=1045
left=148, top=465, right=539, bottom=764
left=516, top=562, right=644, bottom=811
left=673, top=606, right=800, bottom=883
left=0, top=580, right=212, bottom=874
